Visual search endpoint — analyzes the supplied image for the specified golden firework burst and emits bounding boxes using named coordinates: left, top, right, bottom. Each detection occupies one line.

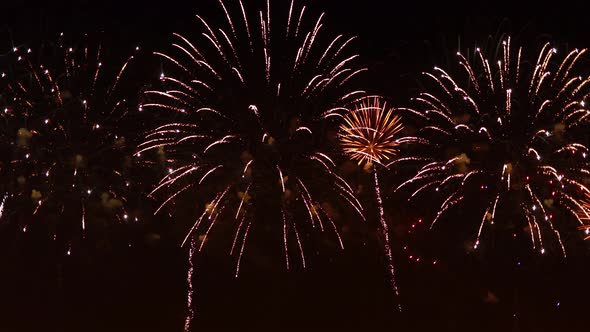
left=340, top=97, right=404, bottom=166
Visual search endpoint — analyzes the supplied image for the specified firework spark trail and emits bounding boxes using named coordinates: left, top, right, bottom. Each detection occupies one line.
left=374, top=170, right=402, bottom=312
left=398, top=36, right=590, bottom=253
left=282, top=208, right=290, bottom=270
left=81, top=203, right=86, bottom=232
left=184, top=235, right=197, bottom=332
left=235, top=221, right=252, bottom=277
left=0, top=193, right=7, bottom=221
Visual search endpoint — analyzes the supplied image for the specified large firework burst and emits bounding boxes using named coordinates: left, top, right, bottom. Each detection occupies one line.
left=139, top=1, right=366, bottom=327
left=0, top=35, right=142, bottom=254
left=395, top=37, right=590, bottom=256
left=339, top=96, right=404, bottom=311
left=140, top=0, right=366, bottom=290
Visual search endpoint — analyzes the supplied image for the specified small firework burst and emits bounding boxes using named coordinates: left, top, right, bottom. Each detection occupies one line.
left=340, top=96, right=403, bottom=166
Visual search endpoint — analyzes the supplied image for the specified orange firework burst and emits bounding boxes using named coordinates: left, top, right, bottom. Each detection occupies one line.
left=340, top=97, right=403, bottom=166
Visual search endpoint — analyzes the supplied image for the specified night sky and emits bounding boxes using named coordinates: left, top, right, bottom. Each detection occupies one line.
left=2, top=1, right=590, bottom=331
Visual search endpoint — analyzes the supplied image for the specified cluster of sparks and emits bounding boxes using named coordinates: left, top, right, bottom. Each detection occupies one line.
left=0, top=35, right=140, bottom=252
left=395, top=37, right=590, bottom=256
left=401, top=218, right=439, bottom=265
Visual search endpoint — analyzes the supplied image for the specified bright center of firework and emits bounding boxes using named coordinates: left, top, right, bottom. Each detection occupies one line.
left=340, top=97, right=403, bottom=166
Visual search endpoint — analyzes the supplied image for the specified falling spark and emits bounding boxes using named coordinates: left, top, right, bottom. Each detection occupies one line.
left=81, top=204, right=86, bottom=231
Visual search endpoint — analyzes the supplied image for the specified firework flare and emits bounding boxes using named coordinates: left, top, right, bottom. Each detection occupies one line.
left=339, top=96, right=404, bottom=311
left=0, top=35, right=143, bottom=254
left=394, top=37, right=590, bottom=256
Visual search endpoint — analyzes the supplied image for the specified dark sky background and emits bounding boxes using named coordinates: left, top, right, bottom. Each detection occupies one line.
left=1, top=1, right=590, bottom=331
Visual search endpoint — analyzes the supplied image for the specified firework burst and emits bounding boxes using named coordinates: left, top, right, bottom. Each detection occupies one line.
left=0, top=35, right=143, bottom=253
left=339, top=96, right=404, bottom=311
left=140, top=0, right=367, bottom=325
left=340, top=96, right=403, bottom=166
left=394, top=37, right=590, bottom=256
left=140, top=1, right=366, bottom=323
